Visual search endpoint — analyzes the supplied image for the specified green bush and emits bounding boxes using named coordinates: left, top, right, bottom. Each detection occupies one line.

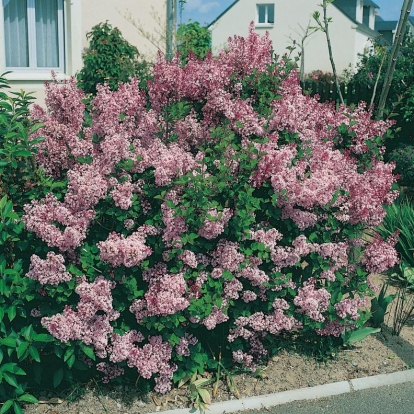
left=177, top=21, right=211, bottom=64
left=387, top=145, right=414, bottom=188
left=21, top=26, right=398, bottom=395
left=0, top=74, right=98, bottom=414
left=76, top=22, right=152, bottom=95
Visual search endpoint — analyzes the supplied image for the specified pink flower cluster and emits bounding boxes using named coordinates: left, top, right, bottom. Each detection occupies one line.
left=228, top=301, right=298, bottom=343
left=293, top=278, right=331, bottom=322
left=96, top=362, right=124, bottom=383
left=179, top=250, right=198, bottom=269
left=362, top=232, right=400, bottom=274
left=98, top=226, right=156, bottom=268
left=110, top=332, right=176, bottom=393
left=317, top=320, right=346, bottom=337
left=335, top=297, right=367, bottom=320
left=41, top=277, right=119, bottom=357
left=203, top=304, right=229, bottom=330
left=26, top=252, right=72, bottom=285
left=198, top=208, right=233, bottom=240
left=130, top=273, right=190, bottom=321
left=30, top=73, right=90, bottom=176
left=175, top=333, right=198, bottom=356
left=23, top=194, right=95, bottom=251
left=212, top=240, right=244, bottom=273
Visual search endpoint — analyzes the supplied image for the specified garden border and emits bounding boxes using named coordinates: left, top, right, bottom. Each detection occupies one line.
left=148, top=369, right=414, bottom=414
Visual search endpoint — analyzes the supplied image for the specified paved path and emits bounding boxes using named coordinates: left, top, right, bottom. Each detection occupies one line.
left=149, top=370, right=414, bottom=414
left=237, top=381, right=414, bottom=414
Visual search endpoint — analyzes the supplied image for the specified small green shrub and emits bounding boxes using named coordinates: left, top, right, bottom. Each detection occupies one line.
left=176, top=21, right=211, bottom=64
left=0, top=74, right=97, bottom=414
left=76, top=22, right=152, bottom=95
left=387, top=145, right=414, bottom=188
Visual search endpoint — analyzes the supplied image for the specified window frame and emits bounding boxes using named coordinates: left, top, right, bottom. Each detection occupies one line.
left=256, top=3, right=275, bottom=27
left=2, top=0, right=65, bottom=72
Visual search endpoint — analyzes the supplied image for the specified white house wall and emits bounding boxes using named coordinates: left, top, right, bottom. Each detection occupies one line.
left=1, top=0, right=165, bottom=103
left=81, top=0, right=166, bottom=58
left=210, top=0, right=370, bottom=76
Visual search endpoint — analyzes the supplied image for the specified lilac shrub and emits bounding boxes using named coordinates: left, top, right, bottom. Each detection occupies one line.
left=23, top=24, right=398, bottom=391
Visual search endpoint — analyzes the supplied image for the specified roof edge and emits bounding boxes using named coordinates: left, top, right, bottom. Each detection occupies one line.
left=207, top=0, right=240, bottom=28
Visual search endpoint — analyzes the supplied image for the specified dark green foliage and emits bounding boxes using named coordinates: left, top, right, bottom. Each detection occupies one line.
left=388, top=145, right=414, bottom=187
left=177, top=21, right=211, bottom=63
left=351, top=33, right=414, bottom=148
left=0, top=76, right=97, bottom=414
left=76, top=22, right=152, bottom=95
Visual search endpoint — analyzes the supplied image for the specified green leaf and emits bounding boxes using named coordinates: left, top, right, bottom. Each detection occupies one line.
left=347, top=327, right=381, bottom=343
left=13, top=150, right=32, bottom=157
left=197, top=388, right=212, bottom=405
left=7, top=306, right=16, bottom=322
left=67, top=353, right=76, bottom=368
left=0, top=400, right=13, bottom=414
left=0, top=337, right=16, bottom=347
left=28, top=123, right=44, bottom=135
left=3, top=372, right=19, bottom=388
left=80, top=343, right=96, bottom=360
left=13, top=402, right=23, bottom=414
left=17, top=394, right=38, bottom=404
left=63, top=347, right=74, bottom=363
left=0, top=363, right=26, bottom=375
left=29, top=346, right=41, bottom=362
left=33, top=333, right=54, bottom=343
left=53, top=367, right=64, bottom=388
left=16, top=342, right=29, bottom=359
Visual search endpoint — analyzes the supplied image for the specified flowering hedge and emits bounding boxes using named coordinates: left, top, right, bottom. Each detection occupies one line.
left=23, top=25, right=399, bottom=392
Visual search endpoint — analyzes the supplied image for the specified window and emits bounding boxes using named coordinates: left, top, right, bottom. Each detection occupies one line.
left=3, top=0, right=64, bottom=70
left=256, top=4, right=274, bottom=25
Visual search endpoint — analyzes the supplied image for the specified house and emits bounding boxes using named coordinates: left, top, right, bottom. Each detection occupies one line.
left=0, top=0, right=166, bottom=102
left=209, top=0, right=380, bottom=76
left=376, top=16, right=414, bottom=46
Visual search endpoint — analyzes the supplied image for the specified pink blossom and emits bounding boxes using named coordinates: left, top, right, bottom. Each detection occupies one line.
left=224, top=277, right=244, bottom=299
left=98, top=228, right=154, bottom=268
left=42, top=277, right=119, bottom=358
left=335, top=297, right=367, bottom=320
left=96, top=362, right=125, bottom=383
left=203, top=305, right=229, bottom=330
left=110, top=180, right=135, bottom=210
left=23, top=194, right=94, bottom=251
left=242, top=290, right=258, bottom=303
left=26, top=252, right=72, bottom=285
left=317, top=320, right=346, bottom=337
left=179, top=250, right=198, bottom=269
left=175, top=333, right=198, bottom=356
left=362, top=232, right=399, bottom=274
left=212, top=240, right=244, bottom=272
left=130, top=273, right=189, bottom=321
left=198, top=208, right=233, bottom=239
left=294, top=278, right=331, bottom=322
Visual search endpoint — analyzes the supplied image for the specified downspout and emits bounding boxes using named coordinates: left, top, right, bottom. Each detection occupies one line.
left=166, top=0, right=173, bottom=59
left=166, top=0, right=177, bottom=60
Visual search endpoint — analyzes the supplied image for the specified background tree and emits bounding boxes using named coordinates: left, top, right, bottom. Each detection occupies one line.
left=76, top=22, right=151, bottom=95
left=176, top=21, right=211, bottom=63
left=376, top=0, right=414, bottom=119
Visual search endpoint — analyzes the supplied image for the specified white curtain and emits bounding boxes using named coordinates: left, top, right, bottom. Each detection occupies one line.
left=35, top=0, right=59, bottom=67
left=3, top=0, right=29, bottom=67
